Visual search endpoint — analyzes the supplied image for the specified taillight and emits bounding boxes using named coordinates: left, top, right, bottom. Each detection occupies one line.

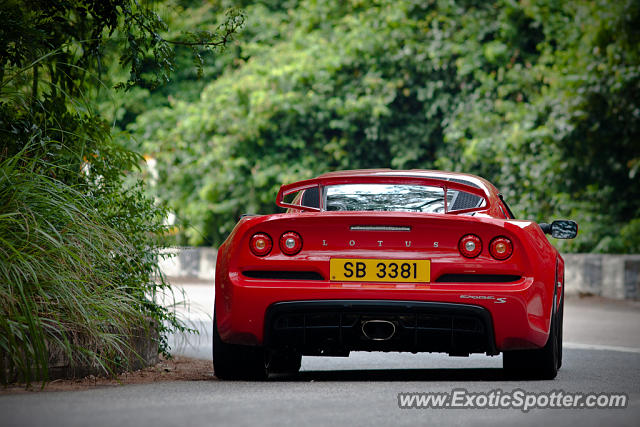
left=459, top=234, right=482, bottom=258
left=250, top=233, right=272, bottom=256
left=489, top=236, right=513, bottom=260
left=279, top=231, right=303, bottom=256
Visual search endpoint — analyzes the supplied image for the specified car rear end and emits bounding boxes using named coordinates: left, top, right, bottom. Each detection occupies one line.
left=214, top=211, right=557, bottom=358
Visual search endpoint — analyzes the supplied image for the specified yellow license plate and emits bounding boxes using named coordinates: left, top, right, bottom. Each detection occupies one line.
left=330, top=258, right=430, bottom=283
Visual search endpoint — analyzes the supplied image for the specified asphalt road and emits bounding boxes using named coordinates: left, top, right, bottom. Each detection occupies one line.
left=2, top=283, right=639, bottom=427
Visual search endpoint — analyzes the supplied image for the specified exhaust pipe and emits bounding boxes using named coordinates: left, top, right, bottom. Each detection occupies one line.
left=361, top=320, right=396, bottom=341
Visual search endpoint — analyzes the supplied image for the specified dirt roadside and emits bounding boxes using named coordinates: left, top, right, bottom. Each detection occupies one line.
left=0, top=356, right=214, bottom=395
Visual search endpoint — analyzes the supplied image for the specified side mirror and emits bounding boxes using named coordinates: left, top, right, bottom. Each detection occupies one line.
left=539, top=220, right=578, bottom=239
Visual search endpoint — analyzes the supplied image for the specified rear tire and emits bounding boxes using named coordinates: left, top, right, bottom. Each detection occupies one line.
left=556, top=295, right=563, bottom=370
left=503, top=301, right=561, bottom=380
left=212, top=315, right=268, bottom=380
left=267, top=350, right=302, bottom=374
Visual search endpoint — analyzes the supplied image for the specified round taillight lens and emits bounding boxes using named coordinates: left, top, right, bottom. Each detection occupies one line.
left=279, top=231, right=303, bottom=256
left=459, top=234, right=482, bottom=258
left=489, top=236, right=513, bottom=260
left=250, top=233, right=272, bottom=256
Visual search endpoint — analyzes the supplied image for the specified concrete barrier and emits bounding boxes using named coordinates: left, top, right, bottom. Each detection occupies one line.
left=563, top=254, right=640, bottom=300
left=159, top=247, right=217, bottom=281
left=159, top=247, right=640, bottom=300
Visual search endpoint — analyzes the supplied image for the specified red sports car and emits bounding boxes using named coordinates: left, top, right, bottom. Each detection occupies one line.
left=213, top=169, right=577, bottom=379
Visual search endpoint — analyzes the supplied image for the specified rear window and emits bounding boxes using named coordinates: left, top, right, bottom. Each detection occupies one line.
left=323, top=184, right=484, bottom=213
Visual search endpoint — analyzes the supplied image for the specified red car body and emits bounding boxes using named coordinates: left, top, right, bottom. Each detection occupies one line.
left=213, top=169, right=576, bottom=379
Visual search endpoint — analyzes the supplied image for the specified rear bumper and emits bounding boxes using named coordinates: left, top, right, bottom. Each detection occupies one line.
left=215, top=274, right=553, bottom=352
left=265, top=300, right=498, bottom=356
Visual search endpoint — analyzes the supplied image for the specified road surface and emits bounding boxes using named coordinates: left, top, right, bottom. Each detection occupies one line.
left=1, top=281, right=638, bottom=427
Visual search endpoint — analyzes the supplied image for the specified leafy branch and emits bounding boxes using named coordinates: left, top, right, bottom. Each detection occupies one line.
left=117, top=4, right=245, bottom=89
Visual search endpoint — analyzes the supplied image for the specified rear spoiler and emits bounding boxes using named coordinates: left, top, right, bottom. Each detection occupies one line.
left=276, top=175, right=490, bottom=214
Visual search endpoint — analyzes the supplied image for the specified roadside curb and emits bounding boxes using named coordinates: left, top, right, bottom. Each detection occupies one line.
left=2, top=323, right=159, bottom=383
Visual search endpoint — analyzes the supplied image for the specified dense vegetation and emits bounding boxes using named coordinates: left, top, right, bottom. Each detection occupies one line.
left=0, top=0, right=637, bottom=383
left=124, top=0, right=639, bottom=253
left=0, top=0, right=241, bottom=382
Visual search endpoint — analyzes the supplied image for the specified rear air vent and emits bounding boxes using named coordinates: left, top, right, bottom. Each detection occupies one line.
left=435, top=274, right=522, bottom=283
left=350, top=225, right=411, bottom=232
left=242, top=271, right=324, bottom=281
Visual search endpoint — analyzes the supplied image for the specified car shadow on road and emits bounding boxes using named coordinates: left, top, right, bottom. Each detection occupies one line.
left=269, top=368, right=510, bottom=382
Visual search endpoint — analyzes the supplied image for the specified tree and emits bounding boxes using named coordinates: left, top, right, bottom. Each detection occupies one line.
left=130, top=0, right=639, bottom=253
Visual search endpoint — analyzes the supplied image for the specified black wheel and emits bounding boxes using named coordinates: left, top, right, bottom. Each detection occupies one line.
left=503, top=301, right=560, bottom=380
left=212, top=315, right=268, bottom=380
left=557, top=291, right=564, bottom=370
left=267, top=350, right=302, bottom=374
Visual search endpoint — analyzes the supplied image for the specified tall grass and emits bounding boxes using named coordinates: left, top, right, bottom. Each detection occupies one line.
left=0, top=149, right=156, bottom=384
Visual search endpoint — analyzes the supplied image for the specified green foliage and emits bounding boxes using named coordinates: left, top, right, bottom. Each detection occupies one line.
left=440, top=0, right=640, bottom=253
left=99, top=0, right=246, bottom=130
left=0, top=147, right=163, bottom=383
left=0, top=0, right=241, bottom=383
left=129, top=0, right=639, bottom=252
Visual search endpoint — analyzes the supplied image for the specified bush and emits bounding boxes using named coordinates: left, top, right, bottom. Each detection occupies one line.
left=0, top=147, right=180, bottom=382
left=0, top=0, right=241, bottom=384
